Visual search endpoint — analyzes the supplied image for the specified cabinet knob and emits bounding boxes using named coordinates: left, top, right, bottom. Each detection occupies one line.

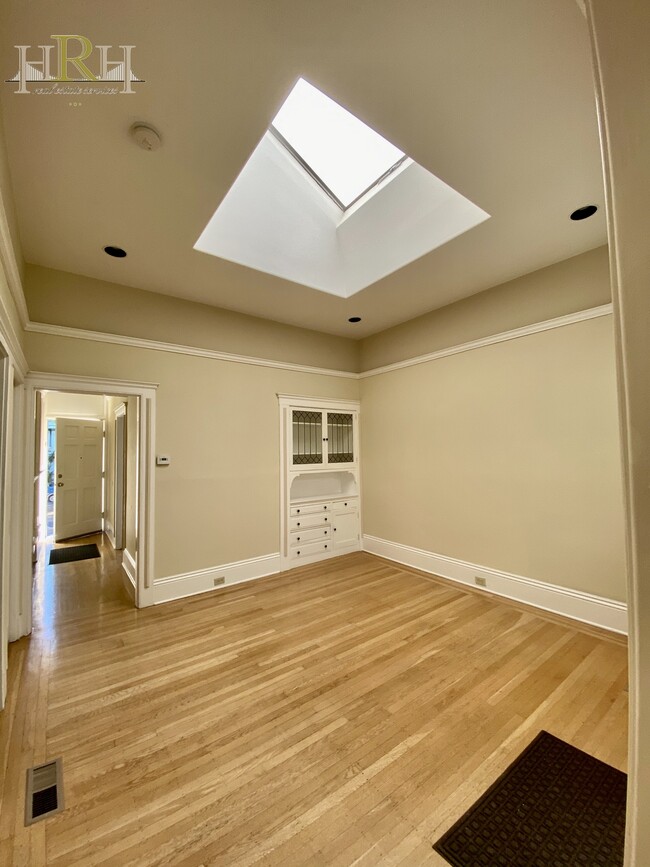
left=297, top=550, right=300, bottom=555
left=324, top=505, right=328, bottom=510
left=297, top=509, right=300, bottom=513
left=325, top=544, right=328, bottom=549
left=297, top=522, right=300, bottom=526
left=333, top=528, right=337, bottom=532
left=344, top=502, right=347, bottom=506
left=324, top=517, right=328, bottom=522
left=297, top=537, right=300, bottom=541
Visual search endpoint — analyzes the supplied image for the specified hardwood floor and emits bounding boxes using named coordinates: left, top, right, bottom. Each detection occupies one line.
left=0, top=540, right=628, bottom=866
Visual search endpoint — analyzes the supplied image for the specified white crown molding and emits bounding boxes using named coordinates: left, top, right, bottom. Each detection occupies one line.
left=24, top=304, right=612, bottom=383
left=363, top=534, right=628, bottom=635
left=359, top=304, right=614, bottom=378
left=0, top=292, right=27, bottom=377
left=0, top=195, right=28, bottom=328
left=153, top=552, right=280, bottom=604
left=24, top=321, right=358, bottom=380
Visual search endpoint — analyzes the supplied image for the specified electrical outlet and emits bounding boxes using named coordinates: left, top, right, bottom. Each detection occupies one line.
left=474, top=575, right=487, bottom=587
left=213, top=576, right=226, bottom=587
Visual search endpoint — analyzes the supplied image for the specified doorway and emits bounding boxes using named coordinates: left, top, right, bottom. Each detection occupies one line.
left=36, top=390, right=132, bottom=600
left=19, top=373, right=157, bottom=615
left=32, top=385, right=146, bottom=609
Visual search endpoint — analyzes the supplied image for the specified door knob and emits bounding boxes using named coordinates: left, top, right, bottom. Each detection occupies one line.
left=57, top=482, right=64, bottom=487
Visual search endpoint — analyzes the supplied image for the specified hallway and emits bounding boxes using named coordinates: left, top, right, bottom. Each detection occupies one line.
left=36, top=534, right=134, bottom=639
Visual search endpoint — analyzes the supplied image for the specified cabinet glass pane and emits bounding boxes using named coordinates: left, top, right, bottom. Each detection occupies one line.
left=292, top=410, right=323, bottom=464
left=327, top=413, right=354, bottom=463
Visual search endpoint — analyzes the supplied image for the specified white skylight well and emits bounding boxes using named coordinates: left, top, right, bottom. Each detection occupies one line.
left=271, top=78, right=406, bottom=209
left=195, top=77, right=490, bottom=298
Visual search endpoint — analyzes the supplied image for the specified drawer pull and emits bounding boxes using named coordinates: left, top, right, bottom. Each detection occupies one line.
left=297, top=537, right=301, bottom=541
left=333, top=528, right=337, bottom=532
left=324, top=531, right=327, bottom=535
left=324, top=505, right=328, bottom=510
left=297, top=509, right=301, bottom=513
left=297, top=522, right=300, bottom=526
left=325, top=544, right=328, bottom=549
left=297, top=550, right=300, bottom=555
left=344, top=502, right=347, bottom=506
left=324, top=517, right=328, bottom=522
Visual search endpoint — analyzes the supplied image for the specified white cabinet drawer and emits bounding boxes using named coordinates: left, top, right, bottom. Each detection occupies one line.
left=291, top=526, right=330, bottom=545
left=290, top=503, right=332, bottom=517
left=290, top=513, right=331, bottom=531
left=331, top=498, right=357, bottom=513
left=290, top=539, right=332, bottom=559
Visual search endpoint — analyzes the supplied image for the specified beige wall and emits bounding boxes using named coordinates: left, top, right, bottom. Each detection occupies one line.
left=360, top=246, right=611, bottom=371
left=25, top=265, right=360, bottom=373
left=24, top=330, right=359, bottom=578
left=361, top=314, right=626, bottom=600
left=43, top=392, right=104, bottom=418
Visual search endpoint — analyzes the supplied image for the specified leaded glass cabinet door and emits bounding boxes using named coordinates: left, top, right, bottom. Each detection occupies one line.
left=326, top=412, right=355, bottom=464
left=292, top=410, right=324, bottom=466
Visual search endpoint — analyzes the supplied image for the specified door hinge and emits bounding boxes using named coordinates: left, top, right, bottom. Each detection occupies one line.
left=102, top=471, right=106, bottom=478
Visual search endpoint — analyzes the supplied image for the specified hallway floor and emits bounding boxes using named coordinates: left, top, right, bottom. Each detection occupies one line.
left=0, top=548, right=628, bottom=865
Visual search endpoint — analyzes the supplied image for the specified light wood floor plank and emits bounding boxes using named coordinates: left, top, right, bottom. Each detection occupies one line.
left=0, top=534, right=628, bottom=865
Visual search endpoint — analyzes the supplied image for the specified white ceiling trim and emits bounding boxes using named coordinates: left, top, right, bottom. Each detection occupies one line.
left=24, top=321, right=358, bottom=380
left=359, top=303, right=614, bottom=378
left=25, top=303, right=612, bottom=382
left=0, top=284, right=27, bottom=376
left=0, top=196, right=28, bottom=329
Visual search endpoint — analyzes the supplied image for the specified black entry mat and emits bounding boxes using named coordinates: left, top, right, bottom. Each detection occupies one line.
left=49, top=544, right=100, bottom=565
left=433, top=730, right=626, bottom=867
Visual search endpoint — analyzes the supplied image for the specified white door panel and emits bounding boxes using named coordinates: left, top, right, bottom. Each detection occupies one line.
left=55, top=418, right=104, bottom=541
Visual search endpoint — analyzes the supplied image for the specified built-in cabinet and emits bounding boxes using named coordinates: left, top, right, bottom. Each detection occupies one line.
left=279, top=395, right=360, bottom=569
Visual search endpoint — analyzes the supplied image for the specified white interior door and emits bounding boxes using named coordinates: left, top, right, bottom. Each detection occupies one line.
left=54, top=418, right=104, bottom=542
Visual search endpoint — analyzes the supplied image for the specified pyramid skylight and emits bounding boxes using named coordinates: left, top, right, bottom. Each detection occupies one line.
left=195, top=78, right=490, bottom=298
left=271, top=78, right=407, bottom=209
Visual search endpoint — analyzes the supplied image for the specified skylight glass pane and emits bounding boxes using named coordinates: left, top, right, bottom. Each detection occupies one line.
left=272, top=78, right=404, bottom=208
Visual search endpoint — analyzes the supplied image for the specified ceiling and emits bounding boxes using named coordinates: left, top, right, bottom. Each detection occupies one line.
left=0, top=0, right=606, bottom=338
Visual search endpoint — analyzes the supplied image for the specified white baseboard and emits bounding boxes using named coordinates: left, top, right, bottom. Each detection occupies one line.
left=121, top=548, right=137, bottom=598
left=153, top=552, right=281, bottom=604
left=363, top=535, right=628, bottom=635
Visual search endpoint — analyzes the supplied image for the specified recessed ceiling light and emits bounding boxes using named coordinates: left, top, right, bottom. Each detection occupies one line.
left=348, top=316, right=362, bottom=323
left=570, top=205, right=598, bottom=221
left=104, top=245, right=127, bottom=258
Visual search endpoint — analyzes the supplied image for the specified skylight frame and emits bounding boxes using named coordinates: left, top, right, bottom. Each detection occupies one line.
left=270, top=125, right=408, bottom=212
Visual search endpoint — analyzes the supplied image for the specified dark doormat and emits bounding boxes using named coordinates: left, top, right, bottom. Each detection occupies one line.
left=433, top=730, right=626, bottom=867
left=49, top=544, right=101, bottom=565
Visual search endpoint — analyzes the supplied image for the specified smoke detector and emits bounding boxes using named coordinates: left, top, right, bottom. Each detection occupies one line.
left=130, top=123, right=162, bottom=151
